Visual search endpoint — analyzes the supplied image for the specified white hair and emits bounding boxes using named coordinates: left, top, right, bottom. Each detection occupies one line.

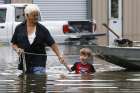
left=24, top=4, right=40, bottom=17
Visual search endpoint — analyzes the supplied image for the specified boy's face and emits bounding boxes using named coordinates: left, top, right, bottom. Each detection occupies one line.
left=80, top=54, right=89, bottom=64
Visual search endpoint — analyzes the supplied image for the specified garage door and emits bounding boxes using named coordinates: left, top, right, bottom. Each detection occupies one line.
left=33, top=0, right=91, bottom=20
left=0, top=0, right=4, bottom=4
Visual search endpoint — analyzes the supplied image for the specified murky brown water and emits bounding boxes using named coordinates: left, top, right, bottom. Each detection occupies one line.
left=0, top=43, right=140, bottom=93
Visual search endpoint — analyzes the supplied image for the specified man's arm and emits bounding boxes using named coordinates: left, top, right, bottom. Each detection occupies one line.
left=50, top=43, right=64, bottom=64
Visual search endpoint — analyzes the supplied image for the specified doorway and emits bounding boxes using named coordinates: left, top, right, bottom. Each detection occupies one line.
left=108, top=0, right=122, bottom=46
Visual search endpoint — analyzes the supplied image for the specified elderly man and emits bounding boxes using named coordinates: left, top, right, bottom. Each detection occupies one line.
left=11, top=4, right=64, bottom=74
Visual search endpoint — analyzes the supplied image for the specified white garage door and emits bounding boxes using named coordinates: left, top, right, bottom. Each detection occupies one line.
left=33, top=0, right=91, bottom=20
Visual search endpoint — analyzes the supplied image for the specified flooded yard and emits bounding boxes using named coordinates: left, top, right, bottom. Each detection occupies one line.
left=0, top=43, right=140, bottom=93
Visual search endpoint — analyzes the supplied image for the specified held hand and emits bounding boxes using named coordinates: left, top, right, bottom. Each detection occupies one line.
left=58, top=55, right=72, bottom=72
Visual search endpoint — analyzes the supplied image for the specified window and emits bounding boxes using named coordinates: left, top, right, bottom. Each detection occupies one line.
left=15, top=7, right=25, bottom=22
left=111, top=0, right=119, bottom=18
left=0, top=9, right=6, bottom=23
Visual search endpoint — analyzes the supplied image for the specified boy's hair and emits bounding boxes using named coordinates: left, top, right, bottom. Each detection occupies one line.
left=80, top=48, right=93, bottom=57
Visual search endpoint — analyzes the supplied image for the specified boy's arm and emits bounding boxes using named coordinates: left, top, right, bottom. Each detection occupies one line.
left=63, top=62, right=72, bottom=72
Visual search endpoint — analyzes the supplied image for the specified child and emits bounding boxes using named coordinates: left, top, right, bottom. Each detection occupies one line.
left=63, top=48, right=95, bottom=74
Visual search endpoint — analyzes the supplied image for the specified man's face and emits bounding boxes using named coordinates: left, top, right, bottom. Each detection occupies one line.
left=27, top=11, right=39, bottom=24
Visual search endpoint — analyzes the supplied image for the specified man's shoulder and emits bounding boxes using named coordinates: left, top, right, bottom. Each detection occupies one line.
left=15, top=22, right=26, bottom=32
left=37, top=22, right=49, bottom=32
left=16, top=22, right=24, bottom=27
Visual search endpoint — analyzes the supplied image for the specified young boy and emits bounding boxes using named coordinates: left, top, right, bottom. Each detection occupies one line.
left=63, top=48, right=95, bottom=74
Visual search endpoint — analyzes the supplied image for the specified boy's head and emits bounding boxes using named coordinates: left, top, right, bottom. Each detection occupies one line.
left=80, top=48, right=92, bottom=57
left=80, top=48, right=93, bottom=63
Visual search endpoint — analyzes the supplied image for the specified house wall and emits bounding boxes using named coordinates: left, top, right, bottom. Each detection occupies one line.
left=123, top=0, right=140, bottom=41
left=92, top=0, right=108, bottom=46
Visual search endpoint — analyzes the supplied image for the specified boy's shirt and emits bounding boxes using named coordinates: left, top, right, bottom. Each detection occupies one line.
left=71, top=62, right=95, bottom=74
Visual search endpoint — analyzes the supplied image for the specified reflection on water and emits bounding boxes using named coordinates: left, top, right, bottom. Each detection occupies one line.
left=0, top=43, right=140, bottom=92
left=18, top=74, right=47, bottom=93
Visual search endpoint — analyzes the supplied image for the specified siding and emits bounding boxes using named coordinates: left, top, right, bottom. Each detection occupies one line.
left=11, top=0, right=32, bottom=3
left=92, top=0, right=108, bottom=45
left=33, top=0, right=89, bottom=20
left=123, top=0, right=140, bottom=41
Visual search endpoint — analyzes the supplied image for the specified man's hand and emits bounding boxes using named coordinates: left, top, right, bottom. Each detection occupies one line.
left=58, top=55, right=65, bottom=64
left=15, top=48, right=24, bottom=56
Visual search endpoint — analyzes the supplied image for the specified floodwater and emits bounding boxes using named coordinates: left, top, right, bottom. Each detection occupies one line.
left=0, top=43, right=140, bottom=93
